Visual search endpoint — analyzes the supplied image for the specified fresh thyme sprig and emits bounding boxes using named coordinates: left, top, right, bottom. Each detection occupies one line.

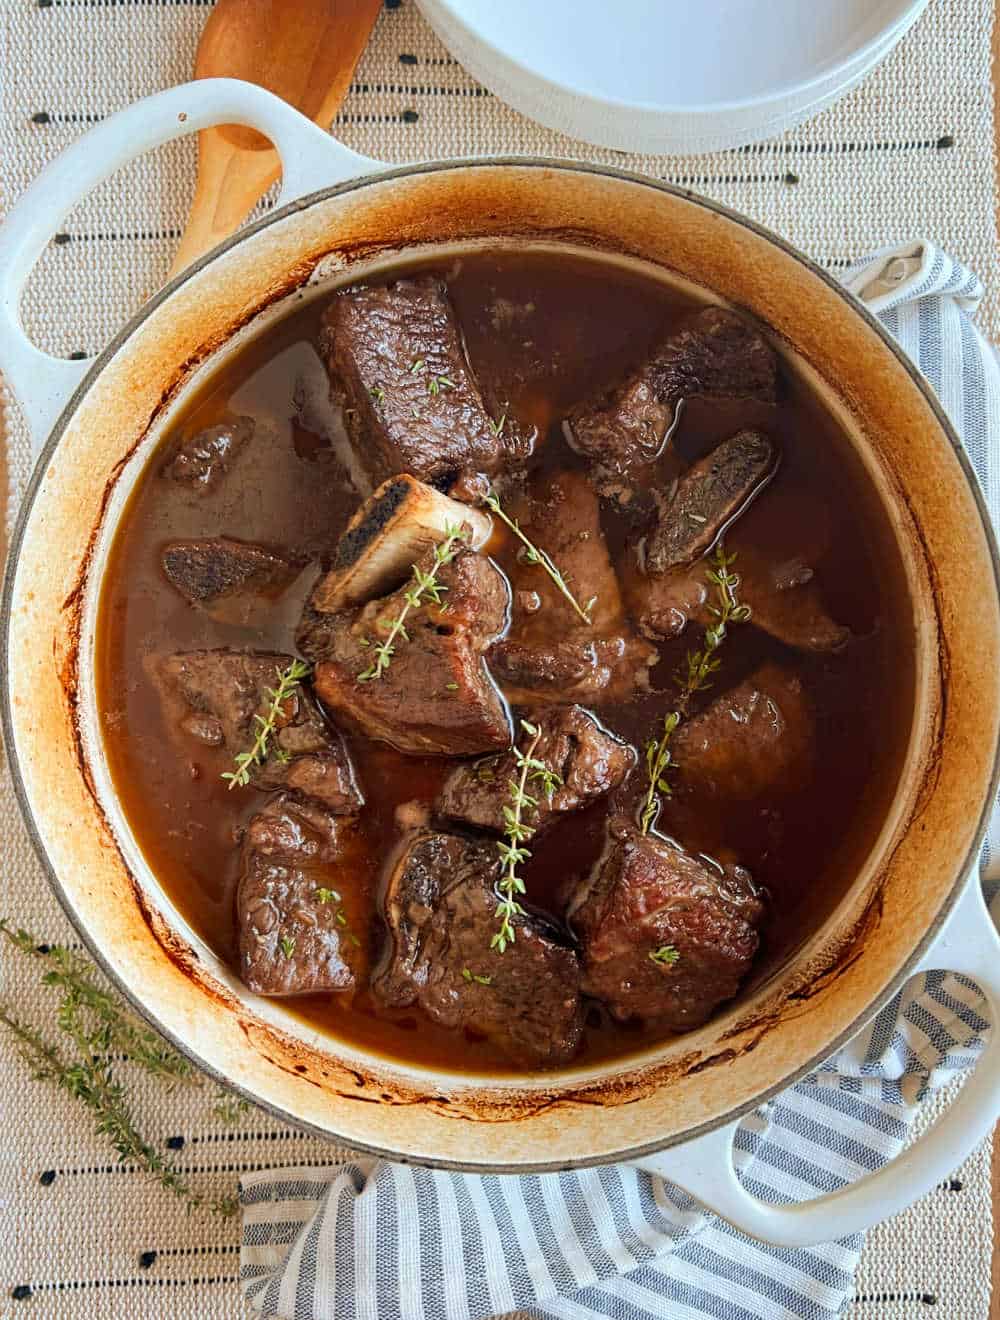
left=222, top=659, right=311, bottom=790
left=357, top=523, right=470, bottom=681
left=0, top=1004, right=237, bottom=1219
left=483, top=490, right=596, bottom=625
left=649, top=945, right=680, bottom=967
left=492, top=720, right=563, bottom=954
left=639, top=711, right=681, bottom=835
left=676, top=544, right=752, bottom=698
left=0, top=923, right=244, bottom=1218
left=0, top=922, right=194, bottom=1083
left=639, top=542, right=751, bottom=836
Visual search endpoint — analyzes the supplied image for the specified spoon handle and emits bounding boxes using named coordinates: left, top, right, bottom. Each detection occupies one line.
left=168, top=133, right=281, bottom=280
left=168, top=0, right=382, bottom=280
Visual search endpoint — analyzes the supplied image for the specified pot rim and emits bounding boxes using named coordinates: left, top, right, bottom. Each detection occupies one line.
left=4, top=154, right=998, bottom=1173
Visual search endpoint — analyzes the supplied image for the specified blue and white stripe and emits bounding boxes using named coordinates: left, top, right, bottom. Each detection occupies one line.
left=239, top=244, right=1000, bottom=1320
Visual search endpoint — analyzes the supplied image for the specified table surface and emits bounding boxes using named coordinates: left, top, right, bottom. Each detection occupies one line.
left=0, top=5, right=998, bottom=1315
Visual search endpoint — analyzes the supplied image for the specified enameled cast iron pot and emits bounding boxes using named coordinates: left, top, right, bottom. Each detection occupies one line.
left=2, top=80, right=999, bottom=1248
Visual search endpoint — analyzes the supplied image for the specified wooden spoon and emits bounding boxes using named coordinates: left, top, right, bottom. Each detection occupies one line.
left=168, top=0, right=383, bottom=279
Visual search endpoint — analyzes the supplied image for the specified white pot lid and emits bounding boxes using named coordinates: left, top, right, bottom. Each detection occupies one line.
left=417, top=0, right=929, bottom=155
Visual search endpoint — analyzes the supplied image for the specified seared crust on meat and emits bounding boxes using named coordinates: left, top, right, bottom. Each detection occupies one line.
left=570, top=817, right=763, bottom=1030
left=374, top=830, right=584, bottom=1065
left=438, top=705, right=635, bottom=835
left=306, top=548, right=513, bottom=757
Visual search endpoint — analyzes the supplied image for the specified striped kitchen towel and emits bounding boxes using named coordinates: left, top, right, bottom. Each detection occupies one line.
left=238, top=244, right=1000, bottom=1320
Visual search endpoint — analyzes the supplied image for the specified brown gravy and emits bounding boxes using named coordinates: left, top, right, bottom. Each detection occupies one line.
left=96, top=248, right=914, bottom=1074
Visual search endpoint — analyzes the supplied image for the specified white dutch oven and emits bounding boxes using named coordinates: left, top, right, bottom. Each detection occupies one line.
left=1, top=80, right=999, bottom=1249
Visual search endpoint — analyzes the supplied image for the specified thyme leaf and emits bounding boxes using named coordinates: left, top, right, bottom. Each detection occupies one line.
left=484, top=490, right=595, bottom=625
left=461, top=968, right=493, bottom=986
left=0, top=1003, right=233, bottom=1215
left=491, top=721, right=562, bottom=953
left=212, top=1089, right=252, bottom=1126
left=649, top=945, right=680, bottom=967
left=357, top=523, right=470, bottom=681
left=221, top=659, right=311, bottom=791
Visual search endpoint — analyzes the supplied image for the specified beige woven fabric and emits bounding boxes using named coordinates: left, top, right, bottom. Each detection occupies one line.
left=0, top=1, right=996, bottom=1316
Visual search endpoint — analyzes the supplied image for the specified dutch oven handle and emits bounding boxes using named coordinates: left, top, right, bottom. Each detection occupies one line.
left=632, top=871, right=1000, bottom=1247
left=0, top=78, right=384, bottom=451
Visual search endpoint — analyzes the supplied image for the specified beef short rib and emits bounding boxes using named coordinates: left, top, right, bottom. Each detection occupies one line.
left=645, top=430, right=775, bottom=576
left=570, top=817, right=764, bottom=1030
left=374, top=830, right=583, bottom=1065
left=487, top=469, right=657, bottom=704
left=162, top=416, right=254, bottom=493
left=321, top=276, right=503, bottom=489
left=303, top=547, right=513, bottom=756
left=307, top=474, right=492, bottom=613
left=565, top=308, right=778, bottom=483
left=238, top=795, right=367, bottom=996
left=672, top=663, right=813, bottom=802
left=438, top=705, right=635, bottom=835
left=156, top=649, right=362, bottom=813
left=161, top=537, right=298, bottom=623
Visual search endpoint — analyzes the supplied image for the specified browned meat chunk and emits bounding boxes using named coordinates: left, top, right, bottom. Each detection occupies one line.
left=302, top=547, right=513, bottom=757
left=163, top=416, right=254, bottom=492
left=487, top=470, right=657, bottom=704
left=321, top=277, right=503, bottom=488
left=645, top=431, right=775, bottom=575
left=237, top=795, right=367, bottom=996
left=161, top=537, right=298, bottom=623
left=570, top=817, right=764, bottom=1029
left=438, top=706, right=635, bottom=835
left=374, top=831, right=583, bottom=1065
left=727, top=545, right=850, bottom=653
left=489, top=636, right=654, bottom=703
left=672, top=664, right=813, bottom=801
left=156, top=650, right=362, bottom=813
left=565, top=308, right=778, bottom=480
left=627, top=559, right=709, bottom=641
left=630, top=543, right=849, bottom=653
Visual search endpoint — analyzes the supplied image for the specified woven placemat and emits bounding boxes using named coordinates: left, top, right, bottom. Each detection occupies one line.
left=0, top=1, right=996, bottom=1316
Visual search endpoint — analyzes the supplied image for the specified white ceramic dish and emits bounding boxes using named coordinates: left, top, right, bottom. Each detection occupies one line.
left=417, top=0, right=929, bottom=154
